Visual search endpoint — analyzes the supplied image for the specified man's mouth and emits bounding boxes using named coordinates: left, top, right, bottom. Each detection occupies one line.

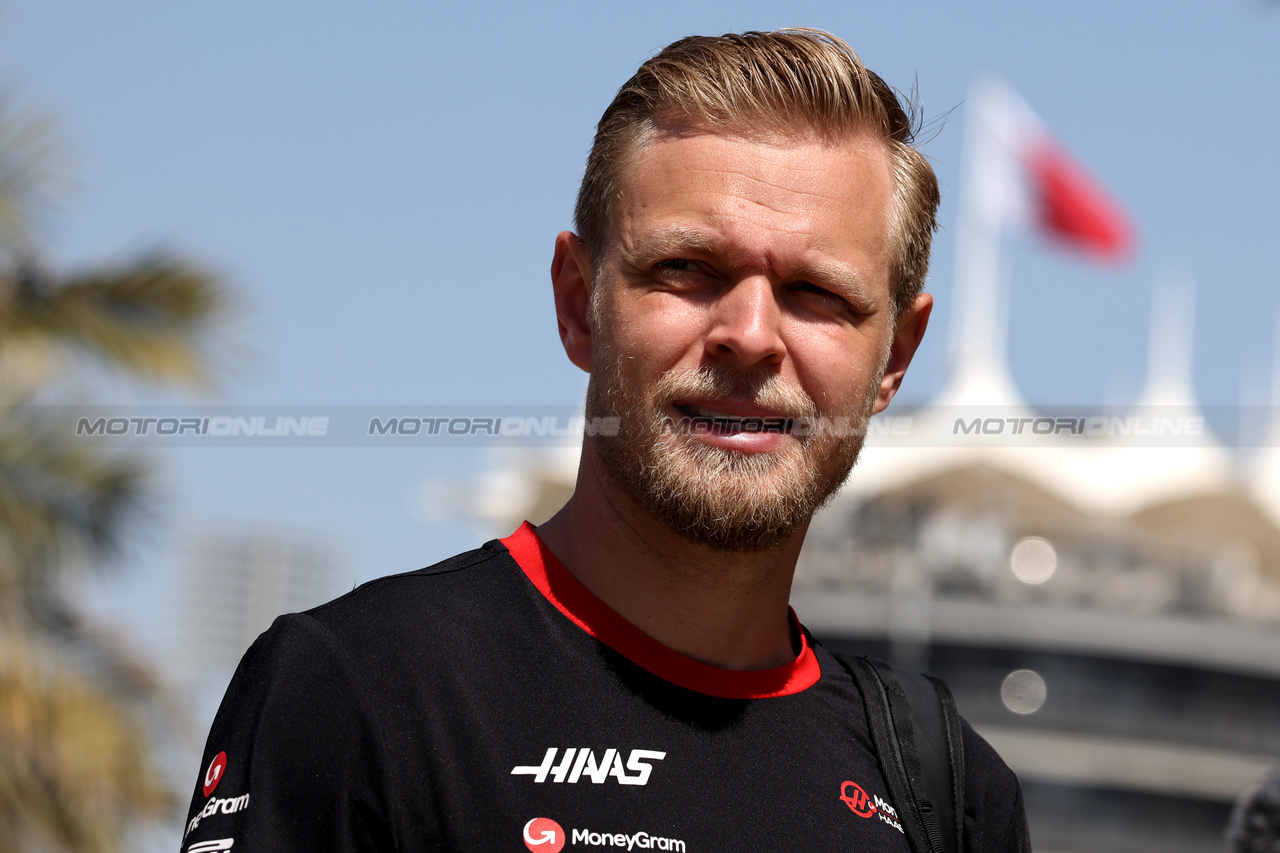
left=673, top=404, right=794, bottom=435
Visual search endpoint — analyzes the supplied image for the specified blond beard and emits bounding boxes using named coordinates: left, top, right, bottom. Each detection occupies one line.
left=586, top=353, right=880, bottom=552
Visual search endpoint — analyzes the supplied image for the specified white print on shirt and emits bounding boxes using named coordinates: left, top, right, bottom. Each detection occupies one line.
left=203, top=752, right=227, bottom=797
left=185, top=793, right=250, bottom=837
left=873, top=794, right=904, bottom=833
left=511, top=748, right=666, bottom=785
left=571, top=826, right=687, bottom=851
left=840, top=780, right=903, bottom=834
left=523, top=817, right=565, bottom=852
left=186, top=840, right=235, bottom=853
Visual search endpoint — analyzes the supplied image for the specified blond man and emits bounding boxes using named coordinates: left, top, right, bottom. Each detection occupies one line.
left=183, top=29, right=1030, bottom=853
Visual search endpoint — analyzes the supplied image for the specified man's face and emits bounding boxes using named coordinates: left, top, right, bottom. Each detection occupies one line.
left=578, top=124, right=913, bottom=551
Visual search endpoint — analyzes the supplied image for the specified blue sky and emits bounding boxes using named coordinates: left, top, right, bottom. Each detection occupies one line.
left=2, top=1, right=1278, bottom=660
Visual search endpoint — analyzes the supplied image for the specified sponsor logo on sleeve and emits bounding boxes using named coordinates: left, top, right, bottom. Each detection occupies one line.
left=186, top=840, right=234, bottom=853
left=186, top=750, right=250, bottom=838
left=185, top=793, right=250, bottom=838
left=570, top=827, right=687, bottom=851
left=839, top=780, right=877, bottom=818
left=839, top=780, right=902, bottom=833
left=523, top=817, right=566, bottom=852
left=522, top=817, right=686, bottom=852
left=203, top=751, right=227, bottom=797
left=511, top=748, right=666, bottom=785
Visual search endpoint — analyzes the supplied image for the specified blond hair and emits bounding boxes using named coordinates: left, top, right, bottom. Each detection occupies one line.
left=574, top=28, right=940, bottom=316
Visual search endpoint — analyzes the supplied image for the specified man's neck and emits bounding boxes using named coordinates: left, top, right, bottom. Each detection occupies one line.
left=535, top=446, right=808, bottom=672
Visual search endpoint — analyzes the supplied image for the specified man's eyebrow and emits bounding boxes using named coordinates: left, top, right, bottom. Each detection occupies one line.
left=624, top=226, right=880, bottom=306
left=794, top=259, right=878, bottom=306
left=624, top=226, right=719, bottom=264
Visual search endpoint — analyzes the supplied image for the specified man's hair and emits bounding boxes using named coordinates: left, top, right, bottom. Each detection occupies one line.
left=574, top=28, right=941, bottom=317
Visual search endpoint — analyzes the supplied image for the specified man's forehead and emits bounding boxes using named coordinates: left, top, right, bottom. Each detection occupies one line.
left=610, top=128, right=895, bottom=276
left=617, top=123, right=893, bottom=218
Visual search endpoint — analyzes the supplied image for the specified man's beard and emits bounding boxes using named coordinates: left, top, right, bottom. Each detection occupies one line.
left=586, top=352, right=879, bottom=553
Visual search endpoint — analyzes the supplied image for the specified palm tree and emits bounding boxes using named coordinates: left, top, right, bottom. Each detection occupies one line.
left=0, top=100, right=228, bottom=851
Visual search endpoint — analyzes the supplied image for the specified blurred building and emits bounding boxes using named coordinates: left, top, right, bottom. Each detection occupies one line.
left=795, top=434, right=1280, bottom=853
left=175, top=526, right=345, bottom=680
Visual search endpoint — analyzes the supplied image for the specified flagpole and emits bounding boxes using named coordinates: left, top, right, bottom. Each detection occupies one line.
left=942, top=76, right=1022, bottom=407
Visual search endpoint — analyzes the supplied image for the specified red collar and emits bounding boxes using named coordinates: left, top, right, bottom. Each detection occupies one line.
left=500, top=522, right=821, bottom=699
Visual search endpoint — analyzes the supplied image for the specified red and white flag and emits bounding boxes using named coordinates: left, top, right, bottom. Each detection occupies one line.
left=971, top=78, right=1135, bottom=262
left=944, top=77, right=1137, bottom=405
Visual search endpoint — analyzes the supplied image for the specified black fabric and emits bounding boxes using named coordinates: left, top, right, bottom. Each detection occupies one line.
left=834, top=650, right=947, bottom=850
left=925, top=674, right=967, bottom=853
left=961, top=722, right=1033, bottom=853
left=871, top=660, right=948, bottom=853
left=835, top=656, right=965, bottom=853
left=902, top=671, right=955, bottom=853
left=837, top=655, right=935, bottom=853
left=181, top=542, right=1031, bottom=852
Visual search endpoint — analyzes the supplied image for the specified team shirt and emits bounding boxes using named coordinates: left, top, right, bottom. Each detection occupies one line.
left=182, top=523, right=1030, bottom=852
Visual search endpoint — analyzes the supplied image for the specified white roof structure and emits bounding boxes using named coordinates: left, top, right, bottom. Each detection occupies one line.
left=847, top=76, right=1237, bottom=527
left=1249, top=309, right=1280, bottom=529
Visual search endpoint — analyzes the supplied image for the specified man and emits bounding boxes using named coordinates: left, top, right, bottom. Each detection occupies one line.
left=1228, top=768, right=1280, bottom=853
left=182, top=29, right=1030, bottom=852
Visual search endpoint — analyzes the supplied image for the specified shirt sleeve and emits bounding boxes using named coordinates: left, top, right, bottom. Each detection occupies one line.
left=179, top=613, right=397, bottom=853
left=961, top=720, right=1033, bottom=853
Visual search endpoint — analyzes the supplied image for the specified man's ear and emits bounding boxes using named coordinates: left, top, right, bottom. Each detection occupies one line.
left=872, top=292, right=932, bottom=415
left=551, top=231, right=595, bottom=373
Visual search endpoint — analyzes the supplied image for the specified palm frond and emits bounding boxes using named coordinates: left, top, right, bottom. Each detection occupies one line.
left=0, top=257, right=229, bottom=390
left=0, top=82, right=225, bottom=852
left=21, top=594, right=173, bottom=715
left=0, top=406, right=147, bottom=591
left=0, top=626, right=175, bottom=853
left=0, top=99, right=61, bottom=257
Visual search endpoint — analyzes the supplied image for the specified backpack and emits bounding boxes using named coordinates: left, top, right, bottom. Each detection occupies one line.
left=834, top=654, right=966, bottom=853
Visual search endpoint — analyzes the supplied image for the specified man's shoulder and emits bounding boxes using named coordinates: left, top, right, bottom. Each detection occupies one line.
left=319, top=539, right=513, bottom=602
left=283, top=538, right=525, bottom=647
left=960, top=715, right=1032, bottom=851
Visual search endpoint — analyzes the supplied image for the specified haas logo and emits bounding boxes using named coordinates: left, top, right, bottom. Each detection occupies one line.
left=841, top=781, right=904, bottom=834
left=840, top=780, right=877, bottom=818
left=511, top=747, right=666, bottom=785
left=523, top=817, right=565, bottom=853
left=203, top=752, right=228, bottom=798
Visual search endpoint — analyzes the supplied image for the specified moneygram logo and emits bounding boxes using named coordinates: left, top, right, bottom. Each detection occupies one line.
left=186, top=841, right=234, bottom=853
left=523, top=817, right=565, bottom=853
left=203, top=751, right=227, bottom=797
left=185, top=792, right=251, bottom=838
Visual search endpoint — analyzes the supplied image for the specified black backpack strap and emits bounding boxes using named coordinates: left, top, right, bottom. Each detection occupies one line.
left=924, top=673, right=966, bottom=853
left=835, top=654, right=965, bottom=853
left=897, top=667, right=965, bottom=853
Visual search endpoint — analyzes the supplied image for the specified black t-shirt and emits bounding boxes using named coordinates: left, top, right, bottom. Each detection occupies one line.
left=181, top=523, right=1030, bottom=852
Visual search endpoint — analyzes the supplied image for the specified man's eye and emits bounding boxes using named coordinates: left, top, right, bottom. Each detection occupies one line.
left=657, top=259, right=699, bottom=272
left=794, top=282, right=838, bottom=300
left=792, top=282, right=860, bottom=314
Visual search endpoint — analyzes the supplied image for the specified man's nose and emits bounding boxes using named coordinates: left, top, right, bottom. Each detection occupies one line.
left=704, top=276, right=786, bottom=368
